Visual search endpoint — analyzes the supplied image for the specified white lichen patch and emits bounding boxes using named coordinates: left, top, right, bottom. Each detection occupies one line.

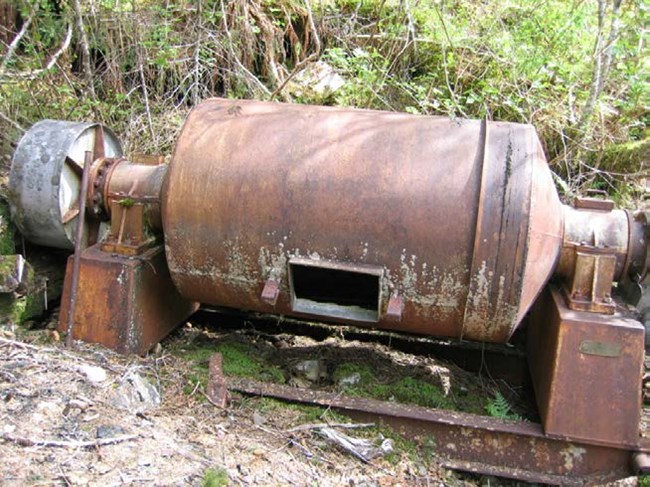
left=560, top=445, right=586, bottom=471
left=395, top=249, right=467, bottom=320
left=462, top=260, right=519, bottom=340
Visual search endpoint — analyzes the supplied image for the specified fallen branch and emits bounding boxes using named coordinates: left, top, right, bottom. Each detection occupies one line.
left=286, top=422, right=374, bottom=433
left=316, top=427, right=393, bottom=464
left=1, top=24, right=72, bottom=81
left=71, top=0, right=96, bottom=100
left=0, top=111, right=23, bottom=132
left=0, top=16, right=33, bottom=75
left=0, top=337, right=41, bottom=350
left=2, top=432, right=137, bottom=448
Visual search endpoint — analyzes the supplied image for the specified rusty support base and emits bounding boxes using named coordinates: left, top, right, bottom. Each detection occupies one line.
left=228, top=378, right=641, bottom=484
left=59, top=244, right=198, bottom=354
left=528, top=286, right=645, bottom=447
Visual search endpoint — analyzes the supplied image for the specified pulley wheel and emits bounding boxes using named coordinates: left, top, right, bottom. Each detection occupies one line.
left=9, top=120, right=122, bottom=249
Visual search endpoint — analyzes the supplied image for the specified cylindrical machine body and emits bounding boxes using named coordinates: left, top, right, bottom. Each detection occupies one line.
left=162, top=99, right=564, bottom=342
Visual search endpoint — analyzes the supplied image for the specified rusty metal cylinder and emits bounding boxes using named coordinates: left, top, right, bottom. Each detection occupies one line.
left=558, top=206, right=634, bottom=281
left=162, top=99, right=565, bottom=342
left=104, top=160, right=166, bottom=230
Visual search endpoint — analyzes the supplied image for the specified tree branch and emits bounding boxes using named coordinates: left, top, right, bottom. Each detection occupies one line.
left=2, top=432, right=138, bottom=448
left=270, top=0, right=321, bottom=100
left=0, top=16, right=33, bottom=75
left=71, top=0, right=96, bottom=100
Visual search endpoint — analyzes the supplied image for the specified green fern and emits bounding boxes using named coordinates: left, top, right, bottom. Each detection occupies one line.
left=485, top=392, right=522, bottom=421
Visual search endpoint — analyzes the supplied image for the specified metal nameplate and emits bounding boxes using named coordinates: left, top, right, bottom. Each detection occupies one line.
left=579, top=340, right=621, bottom=358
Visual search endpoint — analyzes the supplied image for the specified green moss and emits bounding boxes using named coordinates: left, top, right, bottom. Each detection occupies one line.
left=179, top=340, right=285, bottom=392
left=117, top=197, right=136, bottom=208
left=0, top=294, right=26, bottom=324
left=333, top=363, right=454, bottom=410
left=202, top=467, right=228, bottom=487
left=0, top=202, right=16, bottom=255
left=375, top=377, right=454, bottom=409
left=256, top=397, right=348, bottom=424
left=0, top=257, right=45, bottom=325
left=639, top=475, right=650, bottom=487
left=596, top=138, right=649, bottom=174
left=333, top=362, right=490, bottom=415
left=21, top=291, right=44, bottom=320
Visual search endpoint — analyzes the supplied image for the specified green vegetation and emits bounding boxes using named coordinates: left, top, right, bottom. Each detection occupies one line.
left=0, top=202, right=16, bottom=256
left=333, top=362, right=484, bottom=414
left=485, top=391, right=522, bottom=421
left=0, top=0, right=645, bottom=202
left=179, top=339, right=284, bottom=392
left=256, top=396, right=347, bottom=424
left=201, top=467, right=229, bottom=487
left=117, top=197, right=136, bottom=208
left=0, top=257, right=45, bottom=325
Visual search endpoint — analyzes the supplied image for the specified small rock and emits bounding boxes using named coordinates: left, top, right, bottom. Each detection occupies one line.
left=338, top=372, right=361, bottom=388
left=0, top=328, right=15, bottom=338
left=287, top=61, right=345, bottom=101
left=79, top=364, right=107, bottom=385
left=185, top=322, right=193, bottom=328
left=110, top=372, right=161, bottom=413
left=252, top=448, right=265, bottom=457
left=67, top=472, right=91, bottom=485
left=96, top=424, right=126, bottom=439
left=292, top=359, right=326, bottom=383
left=49, top=330, right=60, bottom=342
left=252, top=411, right=266, bottom=426
left=94, top=463, right=111, bottom=475
left=64, top=398, right=90, bottom=415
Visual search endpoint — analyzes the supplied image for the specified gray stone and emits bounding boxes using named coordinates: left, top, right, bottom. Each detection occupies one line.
left=110, top=372, right=161, bottom=413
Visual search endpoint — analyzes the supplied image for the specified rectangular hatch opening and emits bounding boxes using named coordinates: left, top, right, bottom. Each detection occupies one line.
left=289, top=258, right=381, bottom=322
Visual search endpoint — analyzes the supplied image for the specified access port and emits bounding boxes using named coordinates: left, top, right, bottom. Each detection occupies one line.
left=289, top=257, right=382, bottom=322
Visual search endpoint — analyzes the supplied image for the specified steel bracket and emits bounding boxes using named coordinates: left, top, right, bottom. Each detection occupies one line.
left=59, top=244, right=198, bottom=354
left=563, top=246, right=617, bottom=314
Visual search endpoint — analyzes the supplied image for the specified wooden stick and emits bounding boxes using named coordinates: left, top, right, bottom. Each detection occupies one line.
left=286, top=422, right=374, bottom=433
left=2, top=433, right=137, bottom=448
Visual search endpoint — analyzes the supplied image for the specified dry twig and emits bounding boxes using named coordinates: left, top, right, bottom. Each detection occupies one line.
left=2, top=432, right=138, bottom=448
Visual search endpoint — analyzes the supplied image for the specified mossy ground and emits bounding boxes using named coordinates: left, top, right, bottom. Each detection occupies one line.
left=201, top=467, right=229, bottom=487
left=170, top=327, right=526, bottom=423
left=176, top=337, right=285, bottom=395
left=332, top=362, right=486, bottom=413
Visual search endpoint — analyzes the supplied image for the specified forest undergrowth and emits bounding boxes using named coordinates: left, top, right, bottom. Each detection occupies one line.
left=0, top=0, right=647, bottom=203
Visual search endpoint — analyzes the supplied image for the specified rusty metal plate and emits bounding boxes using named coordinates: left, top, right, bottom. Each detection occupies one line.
left=228, top=377, right=639, bottom=485
left=579, top=340, right=622, bottom=357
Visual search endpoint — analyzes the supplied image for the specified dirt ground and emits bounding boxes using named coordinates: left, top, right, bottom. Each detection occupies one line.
left=0, top=313, right=478, bottom=487
left=0, top=311, right=644, bottom=487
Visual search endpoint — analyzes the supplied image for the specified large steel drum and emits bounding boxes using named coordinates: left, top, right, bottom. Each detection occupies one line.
left=162, top=99, right=564, bottom=342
